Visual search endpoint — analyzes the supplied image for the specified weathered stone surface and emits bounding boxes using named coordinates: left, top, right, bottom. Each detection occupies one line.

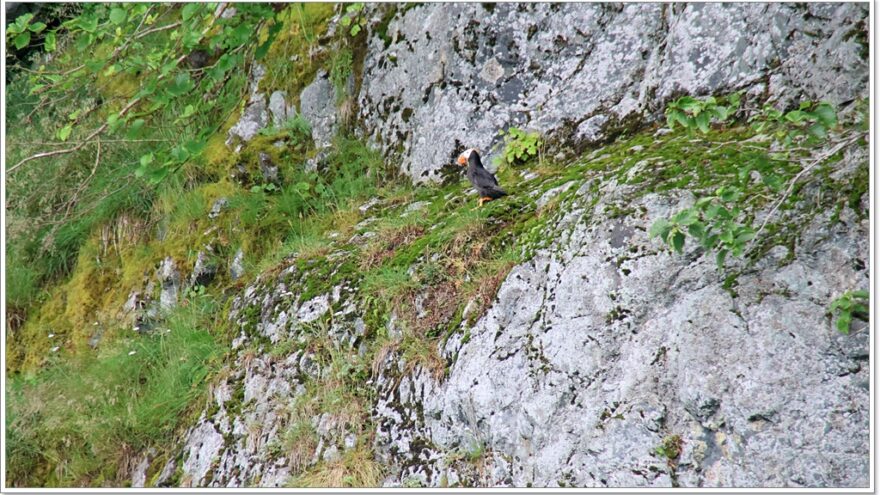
left=300, top=70, right=338, bottom=149
left=190, top=249, right=218, bottom=287
left=157, top=257, right=181, bottom=310
left=227, top=98, right=269, bottom=145
left=357, top=3, right=868, bottom=182
left=371, top=152, right=869, bottom=488
left=268, top=90, right=296, bottom=127
left=139, top=4, right=868, bottom=489
left=230, top=248, right=246, bottom=281
left=208, top=198, right=228, bottom=220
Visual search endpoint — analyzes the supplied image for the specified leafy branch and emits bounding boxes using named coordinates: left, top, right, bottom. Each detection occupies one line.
left=7, top=2, right=281, bottom=184
left=829, top=290, right=869, bottom=334
left=652, top=94, right=865, bottom=269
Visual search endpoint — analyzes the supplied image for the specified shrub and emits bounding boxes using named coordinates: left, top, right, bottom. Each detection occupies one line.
left=497, top=127, right=543, bottom=166
left=829, top=290, right=869, bottom=334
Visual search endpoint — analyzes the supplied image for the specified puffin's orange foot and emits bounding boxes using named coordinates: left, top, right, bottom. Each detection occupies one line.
left=478, top=197, right=493, bottom=207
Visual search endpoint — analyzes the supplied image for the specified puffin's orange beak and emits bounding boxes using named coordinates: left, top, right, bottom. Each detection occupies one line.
left=457, top=155, right=467, bottom=166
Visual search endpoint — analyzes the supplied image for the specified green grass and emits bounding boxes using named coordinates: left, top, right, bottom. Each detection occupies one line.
left=5, top=296, right=224, bottom=487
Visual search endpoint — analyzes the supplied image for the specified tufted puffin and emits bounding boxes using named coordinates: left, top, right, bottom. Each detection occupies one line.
left=457, top=148, right=508, bottom=207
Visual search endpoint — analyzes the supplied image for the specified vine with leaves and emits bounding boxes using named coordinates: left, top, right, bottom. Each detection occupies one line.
left=651, top=93, right=866, bottom=269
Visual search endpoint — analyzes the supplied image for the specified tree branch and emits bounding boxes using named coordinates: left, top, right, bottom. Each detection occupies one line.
left=8, top=3, right=229, bottom=176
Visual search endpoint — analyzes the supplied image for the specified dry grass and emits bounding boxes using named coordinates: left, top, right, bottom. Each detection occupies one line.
left=289, top=445, right=383, bottom=488
left=359, top=224, right=426, bottom=270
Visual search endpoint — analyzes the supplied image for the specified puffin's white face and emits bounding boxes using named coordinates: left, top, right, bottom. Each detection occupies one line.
left=457, top=148, right=479, bottom=166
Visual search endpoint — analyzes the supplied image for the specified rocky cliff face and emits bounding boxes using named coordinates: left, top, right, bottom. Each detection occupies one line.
left=129, top=3, right=869, bottom=488
left=357, top=3, right=867, bottom=182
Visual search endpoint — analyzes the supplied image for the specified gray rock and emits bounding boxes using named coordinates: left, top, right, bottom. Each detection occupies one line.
left=357, top=3, right=867, bottom=183
left=180, top=421, right=225, bottom=487
left=157, top=257, right=180, bottom=310
left=208, top=198, right=228, bottom=220
left=190, top=249, right=218, bottom=287
left=306, top=148, right=330, bottom=172
left=258, top=152, right=280, bottom=184
left=300, top=70, right=337, bottom=148
left=371, top=152, right=869, bottom=487
left=149, top=5, right=868, bottom=489
left=268, top=90, right=296, bottom=127
left=230, top=249, right=246, bottom=281
left=403, top=201, right=430, bottom=215
left=358, top=197, right=382, bottom=215
left=227, top=97, right=269, bottom=145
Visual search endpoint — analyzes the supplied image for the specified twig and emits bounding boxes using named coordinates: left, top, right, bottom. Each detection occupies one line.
left=748, top=132, right=865, bottom=251
left=61, top=140, right=102, bottom=223
left=9, top=138, right=171, bottom=147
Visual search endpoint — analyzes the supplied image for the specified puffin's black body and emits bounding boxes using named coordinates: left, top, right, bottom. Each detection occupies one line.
left=458, top=149, right=507, bottom=206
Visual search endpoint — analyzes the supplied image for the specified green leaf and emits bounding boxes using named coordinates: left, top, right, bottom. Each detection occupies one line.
left=852, top=290, right=869, bottom=299
left=85, top=58, right=107, bottom=73
left=813, top=103, right=837, bottom=128
left=735, top=230, right=755, bottom=244
left=28, top=22, right=47, bottom=33
left=672, top=208, right=699, bottom=226
left=147, top=166, right=170, bottom=184
left=677, top=96, right=700, bottom=113
left=718, top=187, right=740, bottom=203
left=44, top=31, right=56, bottom=52
left=728, top=92, right=741, bottom=108
left=807, top=123, right=827, bottom=140
left=671, top=110, right=690, bottom=129
left=687, top=222, right=706, bottom=240
left=762, top=174, right=783, bottom=192
left=720, top=228, right=734, bottom=245
left=784, top=110, right=805, bottom=123
left=183, top=139, right=206, bottom=156
left=109, top=8, right=127, bottom=25
left=715, top=249, right=728, bottom=268
left=703, top=234, right=719, bottom=250
left=695, top=112, right=710, bottom=133
left=350, top=24, right=362, bottom=36
left=649, top=218, right=671, bottom=239
left=140, top=153, right=154, bottom=167
left=836, top=312, right=852, bottom=334
left=13, top=32, right=31, bottom=50
left=704, top=204, right=721, bottom=220
left=182, top=3, right=201, bottom=21
left=670, top=231, right=685, bottom=254
left=170, top=145, right=190, bottom=163
left=13, top=13, right=34, bottom=30
left=167, top=73, right=194, bottom=97
left=340, top=16, right=352, bottom=27
left=829, top=298, right=844, bottom=313
left=695, top=197, right=714, bottom=209
left=57, top=124, right=73, bottom=141
left=126, top=119, right=146, bottom=139
left=106, top=113, right=122, bottom=132
left=78, top=14, right=99, bottom=33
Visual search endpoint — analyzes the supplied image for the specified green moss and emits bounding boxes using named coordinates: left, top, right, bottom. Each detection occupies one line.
left=258, top=3, right=336, bottom=109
